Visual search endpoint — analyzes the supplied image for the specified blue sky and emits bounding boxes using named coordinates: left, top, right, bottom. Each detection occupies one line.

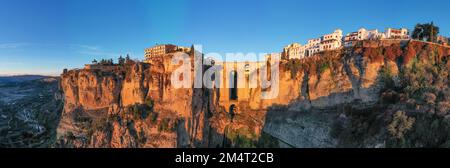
left=0, top=0, right=449, bottom=76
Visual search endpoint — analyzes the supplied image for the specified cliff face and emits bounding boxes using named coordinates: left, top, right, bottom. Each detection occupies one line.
left=57, top=52, right=212, bottom=147
left=261, top=40, right=450, bottom=147
left=57, top=40, right=450, bottom=148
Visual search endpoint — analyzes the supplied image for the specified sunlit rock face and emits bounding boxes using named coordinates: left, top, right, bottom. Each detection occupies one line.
left=57, top=40, right=450, bottom=148
left=57, top=50, right=212, bottom=148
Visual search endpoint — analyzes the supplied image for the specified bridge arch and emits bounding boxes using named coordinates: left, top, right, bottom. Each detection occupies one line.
left=229, top=70, right=238, bottom=100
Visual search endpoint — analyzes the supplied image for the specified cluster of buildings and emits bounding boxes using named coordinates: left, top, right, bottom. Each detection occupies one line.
left=144, top=44, right=191, bottom=62
left=282, top=29, right=343, bottom=60
left=142, top=28, right=449, bottom=63
left=282, top=27, right=411, bottom=60
left=343, top=28, right=409, bottom=47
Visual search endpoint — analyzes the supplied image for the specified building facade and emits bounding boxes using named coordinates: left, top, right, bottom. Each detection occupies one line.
left=144, top=44, right=178, bottom=60
left=368, top=29, right=386, bottom=39
left=320, top=29, right=343, bottom=51
left=176, top=46, right=192, bottom=53
left=305, top=38, right=322, bottom=57
left=344, top=31, right=359, bottom=47
left=385, top=28, right=409, bottom=39
left=283, top=29, right=344, bottom=59
left=344, top=27, right=409, bottom=47
left=305, top=29, right=343, bottom=57
left=282, top=43, right=305, bottom=59
left=344, top=28, right=386, bottom=47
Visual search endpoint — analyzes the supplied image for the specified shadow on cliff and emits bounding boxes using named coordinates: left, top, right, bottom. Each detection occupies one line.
left=257, top=44, right=450, bottom=148
left=260, top=95, right=388, bottom=148
left=198, top=63, right=395, bottom=148
left=254, top=55, right=407, bottom=148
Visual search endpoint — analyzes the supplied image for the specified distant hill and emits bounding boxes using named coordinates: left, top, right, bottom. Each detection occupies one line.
left=0, top=75, right=50, bottom=83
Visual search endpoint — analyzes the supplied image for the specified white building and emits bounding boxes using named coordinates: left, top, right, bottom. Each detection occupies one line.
left=283, top=27, right=411, bottom=60
left=320, top=29, right=343, bottom=51
left=144, top=44, right=178, bottom=60
left=344, top=28, right=386, bottom=47
left=385, top=28, right=409, bottom=39
left=344, top=31, right=359, bottom=47
left=282, top=29, right=344, bottom=59
left=305, top=29, right=343, bottom=57
left=344, top=27, right=409, bottom=47
left=305, top=38, right=321, bottom=57
left=283, top=43, right=306, bottom=59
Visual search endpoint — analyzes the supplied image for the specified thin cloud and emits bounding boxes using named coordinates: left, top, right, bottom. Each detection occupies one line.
left=68, top=44, right=119, bottom=58
left=0, top=62, right=25, bottom=66
left=79, top=50, right=119, bottom=58
left=69, top=44, right=100, bottom=51
left=0, top=43, right=127, bottom=75
left=0, top=42, right=120, bottom=58
left=0, top=43, right=30, bottom=49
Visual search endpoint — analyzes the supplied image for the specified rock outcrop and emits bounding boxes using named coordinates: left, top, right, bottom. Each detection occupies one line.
left=57, top=51, right=213, bottom=147
left=57, top=40, right=450, bottom=148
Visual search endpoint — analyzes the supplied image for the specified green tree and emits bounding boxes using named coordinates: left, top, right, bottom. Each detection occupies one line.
left=412, top=22, right=440, bottom=42
left=118, top=55, right=125, bottom=65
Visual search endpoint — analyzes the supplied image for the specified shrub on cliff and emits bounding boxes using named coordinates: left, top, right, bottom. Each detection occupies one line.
left=387, top=113, right=450, bottom=147
left=234, top=135, right=256, bottom=148
left=66, top=131, right=76, bottom=140
left=318, top=61, right=331, bottom=74
left=388, top=111, right=415, bottom=139
left=91, top=118, right=111, bottom=132
left=149, top=112, right=158, bottom=124
left=85, top=117, right=112, bottom=141
left=402, top=57, right=433, bottom=99
left=138, top=129, right=147, bottom=145
left=379, top=65, right=396, bottom=89
left=285, top=59, right=303, bottom=78
left=129, top=104, right=148, bottom=120
left=146, top=99, right=154, bottom=111
left=383, top=44, right=450, bottom=147
left=158, top=118, right=176, bottom=132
